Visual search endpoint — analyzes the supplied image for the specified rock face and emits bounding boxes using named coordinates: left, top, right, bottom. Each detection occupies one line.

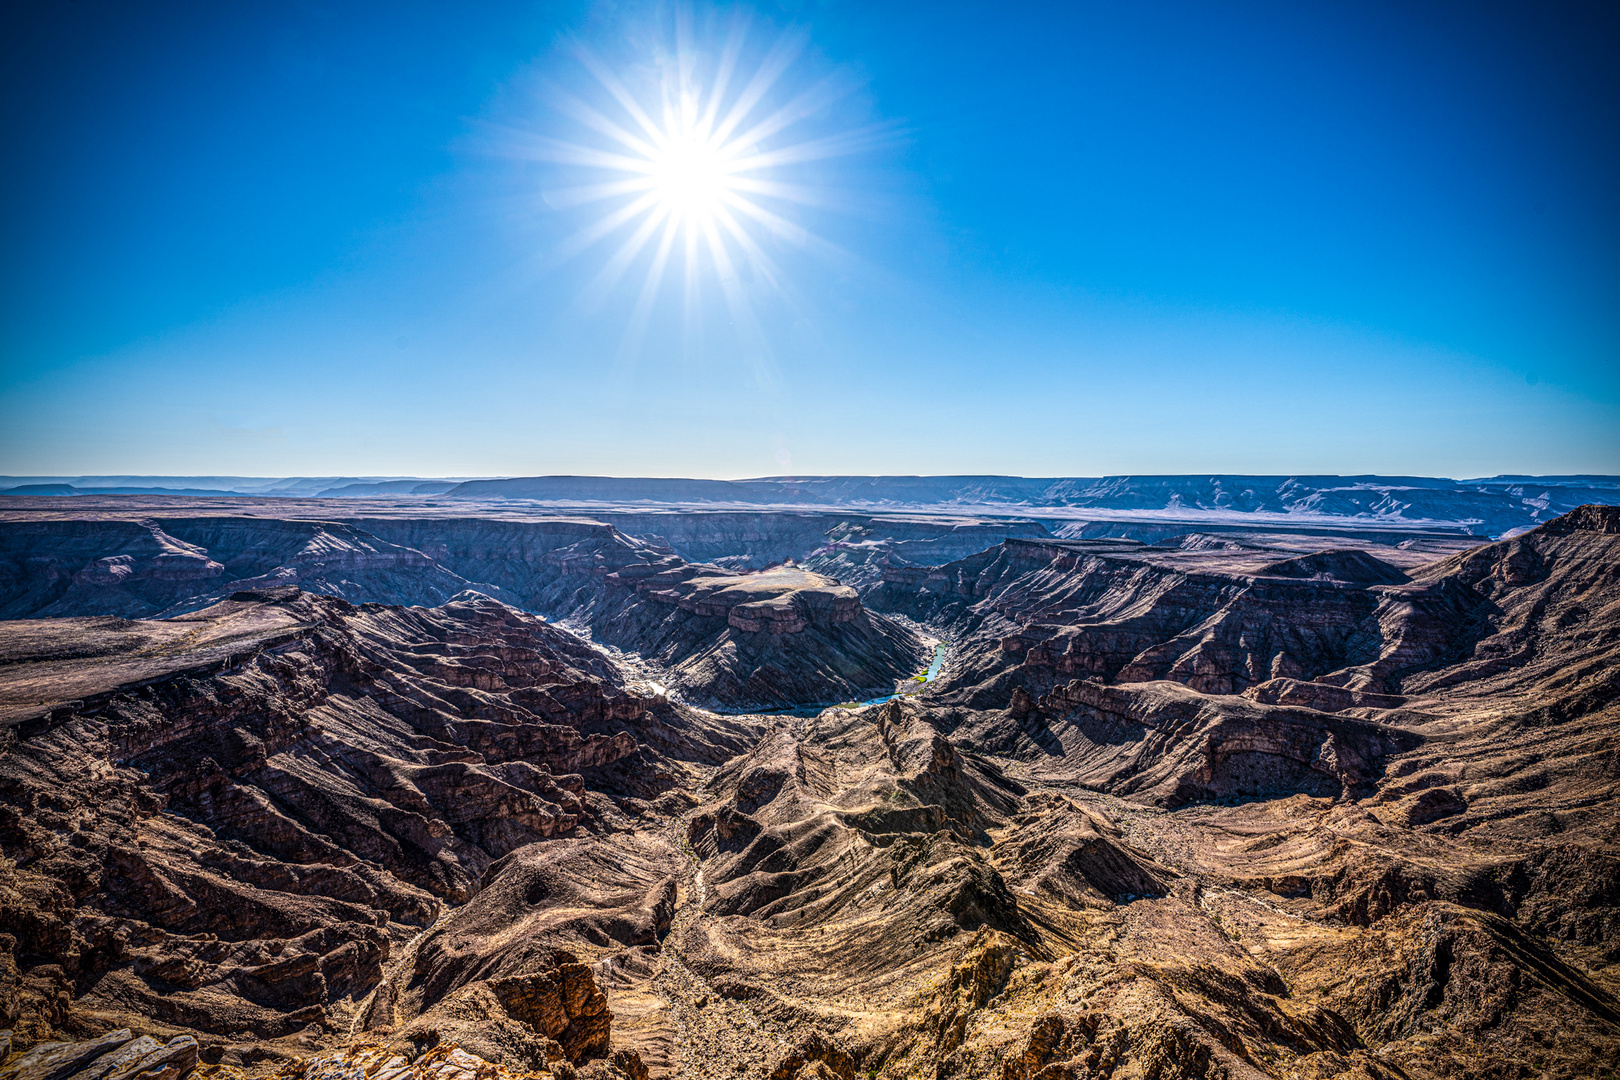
left=867, top=533, right=1474, bottom=702
left=1, top=504, right=1619, bottom=1080
left=985, top=677, right=1422, bottom=806
left=590, top=564, right=918, bottom=709
left=0, top=1030, right=197, bottom=1080
left=620, top=566, right=860, bottom=634
left=347, top=518, right=925, bottom=709
left=526, top=511, right=1052, bottom=585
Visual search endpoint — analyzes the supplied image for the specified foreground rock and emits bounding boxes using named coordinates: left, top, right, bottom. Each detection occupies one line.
left=0, top=1030, right=197, bottom=1080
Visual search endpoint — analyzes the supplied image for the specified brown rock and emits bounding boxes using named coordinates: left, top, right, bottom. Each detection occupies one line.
left=0, top=1031, right=133, bottom=1080
left=765, top=1033, right=855, bottom=1080
left=1, top=502, right=1619, bottom=1080
left=63, top=1035, right=160, bottom=1080
left=489, top=966, right=611, bottom=1064
left=99, top=1038, right=197, bottom=1080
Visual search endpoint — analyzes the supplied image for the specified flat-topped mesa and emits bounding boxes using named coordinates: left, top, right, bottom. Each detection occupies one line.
left=612, top=564, right=861, bottom=634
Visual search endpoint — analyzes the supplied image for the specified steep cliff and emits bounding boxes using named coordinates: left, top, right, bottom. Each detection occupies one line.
left=0, top=519, right=490, bottom=621
left=868, top=534, right=1477, bottom=705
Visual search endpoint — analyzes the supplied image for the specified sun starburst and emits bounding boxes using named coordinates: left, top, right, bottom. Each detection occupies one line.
left=522, top=11, right=883, bottom=361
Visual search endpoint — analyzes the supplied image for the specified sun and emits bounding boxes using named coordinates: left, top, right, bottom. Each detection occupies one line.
left=646, top=129, right=733, bottom=225
left=525, top=13, right=884, bottom=356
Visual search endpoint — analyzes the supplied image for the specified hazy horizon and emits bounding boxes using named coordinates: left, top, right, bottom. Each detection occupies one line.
left=8, top=469, right=1620, bottom=486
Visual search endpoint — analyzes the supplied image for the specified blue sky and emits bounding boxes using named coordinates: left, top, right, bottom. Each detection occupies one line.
left=2, top=0, right=1616, bottom=478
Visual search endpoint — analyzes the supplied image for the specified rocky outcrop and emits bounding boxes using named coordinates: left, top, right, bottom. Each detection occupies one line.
left=351, top=519, right=925, bottom=709
left=377, top=957, right=624, bottom=1070
left=487, top=965, right=611, bottom=1062
left=546, top=511, right=1051, bottom=585
left=364, top=833, right=679, bottom=1034
left=993, top=677, right=1421, bottom=805
left=1255, top=547, right=1411, bottom=584
left=0, top=520, right=223, bottom=620
left=266, top=1040, right=645, bottom=1080
left=0, top=1030, right=197, bottom=1080
left=992, top=794, right=1172, bottom=906
left=868, top=515, right=1612, bottom=710
left=687, top=699, right=1030, bottom=945
left=871, top=534, right=1440, bottom=700
left=606, top=566, right=858, bottom=634
left=0, top=519, right=485, bottom=620
left=765, top=1032, right=856, bottom=1080
left=799, top=517, right=1053, bottom=591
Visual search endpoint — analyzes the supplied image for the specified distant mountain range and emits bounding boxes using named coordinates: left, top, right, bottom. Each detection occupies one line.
left=0, top=475, right=474, bottom=498
left=4, top=473, right=1618, bottom=538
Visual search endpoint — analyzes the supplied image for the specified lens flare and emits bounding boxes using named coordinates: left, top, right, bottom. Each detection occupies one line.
left=521, top=11, right=888, bottom=361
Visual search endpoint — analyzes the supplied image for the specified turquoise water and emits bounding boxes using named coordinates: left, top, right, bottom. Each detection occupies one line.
left=854, top=641, right=947, bottom=706
left=727, top=641, right=948, bottom=717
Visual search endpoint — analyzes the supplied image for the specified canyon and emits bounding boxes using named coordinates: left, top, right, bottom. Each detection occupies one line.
left=1, top=487, right=1618, bottom=1080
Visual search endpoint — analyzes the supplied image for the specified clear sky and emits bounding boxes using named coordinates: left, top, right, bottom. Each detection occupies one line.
left=2, top=0, right=1616, bottom=479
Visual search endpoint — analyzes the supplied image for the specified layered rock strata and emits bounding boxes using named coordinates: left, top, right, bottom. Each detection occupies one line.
left=868, top=533, right=1488, bottom=705
left=344, top=519, right=925, bottom=709
left=0, top=520, right=483, bottom=621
